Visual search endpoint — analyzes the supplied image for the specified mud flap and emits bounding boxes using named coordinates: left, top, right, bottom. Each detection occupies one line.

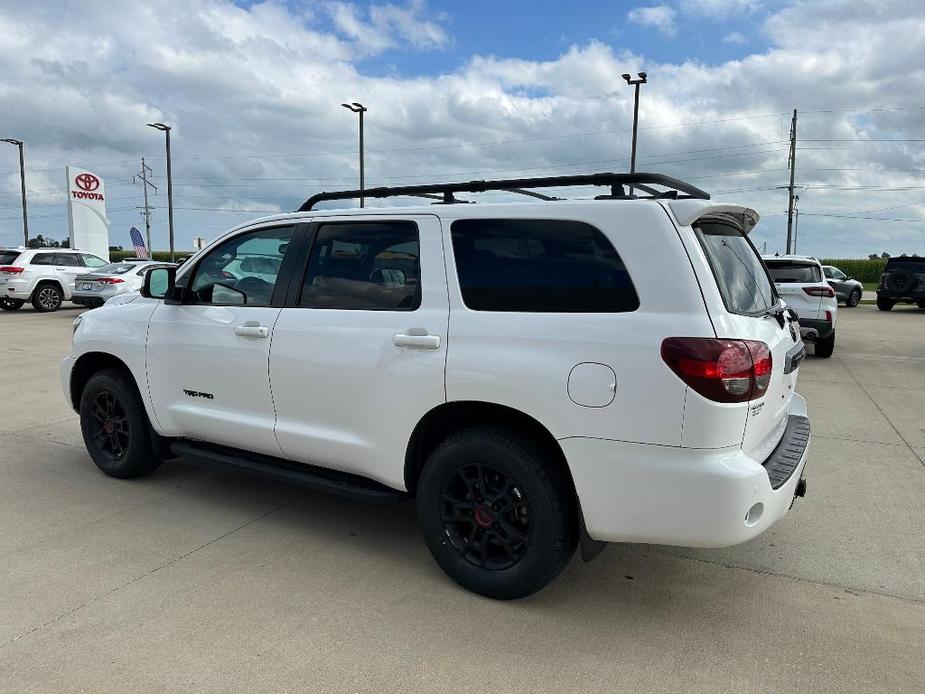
left=579, top=502, right=607, bottom=562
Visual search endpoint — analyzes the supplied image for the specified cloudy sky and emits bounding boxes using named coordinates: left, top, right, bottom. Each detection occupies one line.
left=1, top=0, right=924, bottom=257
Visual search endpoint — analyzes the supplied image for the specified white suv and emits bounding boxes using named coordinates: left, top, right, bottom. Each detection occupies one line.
left=61, top=173, right=810, bottom=599
left=0, top=247, right=108, bottom=312
left=762, top=255, right=838, bottom=358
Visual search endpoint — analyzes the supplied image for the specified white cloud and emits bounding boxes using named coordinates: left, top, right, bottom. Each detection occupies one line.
left=627, top=5, right=678, bottom=37
left=723, top=31, right=748, bottom=44
left=1, top=0, right=924, bottom=258
left=325, top=0, right=450, bottom=55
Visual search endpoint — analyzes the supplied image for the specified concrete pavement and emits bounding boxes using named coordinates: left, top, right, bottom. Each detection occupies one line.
left=1, top=303, right=923, bottom=693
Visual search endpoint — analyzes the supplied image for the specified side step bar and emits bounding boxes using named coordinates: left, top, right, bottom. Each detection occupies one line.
left=170, top=440, right=407, bottom=504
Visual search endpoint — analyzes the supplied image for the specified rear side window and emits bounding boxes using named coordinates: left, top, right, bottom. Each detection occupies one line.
left=0, top=251, right=19, bottom=265
left=450, top=219, right=639, bottom=312
left=31, top=253, right=56, bottom=266
left=55, top=254, right=80, bottom=267
left=766, top=262, right=822, bottom=284
left=694, top=221, right=775, bottom=315
left=299, top=222, right=420, bottom=311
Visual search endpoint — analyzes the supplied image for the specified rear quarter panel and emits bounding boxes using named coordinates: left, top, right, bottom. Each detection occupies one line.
left=443, top=202, right=715, bottom=446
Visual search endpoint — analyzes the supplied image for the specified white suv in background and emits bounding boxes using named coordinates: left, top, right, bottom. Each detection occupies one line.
left=62, top=173, right=811, bottom=599
left=763, top=255, right=838, bottom=358
left=0, top=247, right=108, bottom=312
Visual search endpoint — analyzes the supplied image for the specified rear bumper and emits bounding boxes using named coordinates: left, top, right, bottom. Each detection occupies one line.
left=877, top=289, right=925, bottom=300
left=798, top=318, right=834, bottom=340
left=71, top=295, right=106, bottom=308
left=1, top=277, right=35, bottom=300
left=563, top=394, right=809, bottom=547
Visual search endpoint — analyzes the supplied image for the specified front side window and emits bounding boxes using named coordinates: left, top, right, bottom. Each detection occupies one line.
left=450, top=219, right=639, bottom=312
left=189, top=226, right=294, bottom=306
left=694, top=221, right=775, bottom=315
left=299, top=222, right=420, bottom=310
left=765, top=261, right=822, bottom=284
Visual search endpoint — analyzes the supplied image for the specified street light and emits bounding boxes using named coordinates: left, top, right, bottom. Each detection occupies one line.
left=341, top=102, right=367, bottom=208
left=1, top=138, right=28, bottom=246
left=146, top=122, right=175, bottom=261
left=621, top=72, right=647, bottom=178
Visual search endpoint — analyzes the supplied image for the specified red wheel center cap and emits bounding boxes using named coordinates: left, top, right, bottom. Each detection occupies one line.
left=474, top=504, right=494, bottom=528
left=103, top=419, right=114, bottom=434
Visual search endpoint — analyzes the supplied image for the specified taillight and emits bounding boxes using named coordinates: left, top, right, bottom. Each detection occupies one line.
left=96, top=277, right=124, bottom=284
left=0, top=266, right=24, bottom=274
left=802, top=285, right=835, bottom=297
left=661, top=337, right=773, bottom=403
left=824, top=310, right=832, bottom=323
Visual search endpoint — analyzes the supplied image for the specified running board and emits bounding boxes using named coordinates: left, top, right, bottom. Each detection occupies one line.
left=170, top=440, right=407, bottom=504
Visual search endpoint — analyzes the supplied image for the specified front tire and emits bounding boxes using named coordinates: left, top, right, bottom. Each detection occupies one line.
left=32, top=283, right=63, bottom=312
left=846, top=288, right=861, bottom=307
left=815, top=332, right=835, bottom=358
left=0, top=298, right=24, bottom=311
left=79, top=368, right=162, bottom=479
left=877, top=297, right=895, bottom=311
left=416, top=427, right=577, bottom=600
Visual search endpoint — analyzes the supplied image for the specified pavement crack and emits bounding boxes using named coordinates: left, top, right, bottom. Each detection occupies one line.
left=0, top=493, right=304, bottom=650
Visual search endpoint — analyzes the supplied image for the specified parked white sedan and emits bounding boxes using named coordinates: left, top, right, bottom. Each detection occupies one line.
left=71, top=260, right=175, bottom=308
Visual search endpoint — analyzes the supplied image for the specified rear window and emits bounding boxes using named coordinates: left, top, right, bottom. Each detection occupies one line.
left=694, top=221, right=775, bottom=315
left=0, top=251, right=20, bottom=265
left=450, top=219, right=639, bottom=312
left=97, top=263, right=136, bottom=275
left=886, top=258, right=925, bottom=273
left=765, top=262, right=822, bottom=284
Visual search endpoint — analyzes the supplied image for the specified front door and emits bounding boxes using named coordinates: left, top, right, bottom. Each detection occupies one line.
left=270, top=215, right=448, bottom=490
left=146, top=224, right=299, bottom=456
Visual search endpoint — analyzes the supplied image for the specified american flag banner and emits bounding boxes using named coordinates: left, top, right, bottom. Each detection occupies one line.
left=130, top=227, right=149, bottom=259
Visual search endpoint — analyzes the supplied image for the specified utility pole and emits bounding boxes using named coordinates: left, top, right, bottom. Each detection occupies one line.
left=147, top=123, right=175, bottom=261
left=1, top=138, right=28, bottom=246
left=785, top=108, right=798, bottom=254
left=133, top=157, right=157, bottom=252
left=341, top=102, right=367, bottom=207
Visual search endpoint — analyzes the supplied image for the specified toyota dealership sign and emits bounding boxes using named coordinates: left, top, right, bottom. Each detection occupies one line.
left=66, top=166, right=110, bottom=261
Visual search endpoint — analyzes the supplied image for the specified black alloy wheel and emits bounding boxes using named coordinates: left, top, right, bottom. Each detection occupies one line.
left=440, top=463, right=531, bottom=570
left=87, top=389, right=131, bottom=460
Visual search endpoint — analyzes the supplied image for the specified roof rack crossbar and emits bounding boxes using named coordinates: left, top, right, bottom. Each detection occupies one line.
left=297, top=172, right=709, bottom=211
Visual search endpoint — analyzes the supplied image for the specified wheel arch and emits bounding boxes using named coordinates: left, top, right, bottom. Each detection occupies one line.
left=404, top=400, right=575, bottom=498
left=69, top=351, right=138, bottom=410
left=32, top=278, right=65, bottom=300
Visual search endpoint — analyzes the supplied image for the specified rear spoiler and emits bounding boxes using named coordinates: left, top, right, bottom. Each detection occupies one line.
left=668, top=200, right=760, bottom=234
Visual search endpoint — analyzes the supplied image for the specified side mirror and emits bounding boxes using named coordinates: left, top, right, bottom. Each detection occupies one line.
left=142, top=266, right=176, bottom=300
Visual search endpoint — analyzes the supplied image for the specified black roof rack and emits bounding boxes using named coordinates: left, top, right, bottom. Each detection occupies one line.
left=297, top=172, right=709, bottom=211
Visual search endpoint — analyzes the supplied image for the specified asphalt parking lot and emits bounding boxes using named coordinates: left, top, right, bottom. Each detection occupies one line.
left=1, top=303, right=923, bottom=693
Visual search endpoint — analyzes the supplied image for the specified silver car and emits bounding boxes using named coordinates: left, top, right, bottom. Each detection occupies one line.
left=822, top=265, right=864, bottom=307
left=71, top=260, right=175, bottom=308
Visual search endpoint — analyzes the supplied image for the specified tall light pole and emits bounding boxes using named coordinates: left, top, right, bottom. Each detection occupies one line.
left=621, top=72, right=647, bottom=175
left=341, top=102, right=367, bottom=207
left=2, top=138, right=28, bottom=246
left=147, top=123, right=175, bottom=261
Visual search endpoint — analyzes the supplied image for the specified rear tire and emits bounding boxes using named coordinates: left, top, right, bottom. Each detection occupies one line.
left=846, top=288, right=861, bottom=307
left=79, top=368, right=163, bottom=479
left=0, top=298, right=24, bottom=311
left=32, top=283, right=63, bottom=312
left=876, top=297, right=895, bottom=311
left=416, top=427, right=577, bottom=600
left=815, top=332, right=835, bottom=358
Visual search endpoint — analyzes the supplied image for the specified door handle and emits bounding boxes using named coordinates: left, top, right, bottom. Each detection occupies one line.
left=235, top=321, right=269, bottom=338
left=393, top=331, right=440, bottom=349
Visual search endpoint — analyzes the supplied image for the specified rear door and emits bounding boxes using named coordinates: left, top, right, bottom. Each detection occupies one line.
left=692, top=222, right=801, bottom=461
left=269, top=215, right=448, bottom=490
left=54, top=253, right=84, bottom=298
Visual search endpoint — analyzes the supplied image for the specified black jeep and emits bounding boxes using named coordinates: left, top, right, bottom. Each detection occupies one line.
left=876, top=256, right=925, bottom=311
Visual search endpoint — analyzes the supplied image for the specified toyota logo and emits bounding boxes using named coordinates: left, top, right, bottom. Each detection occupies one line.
left=74, top=173, right=100, bottom=192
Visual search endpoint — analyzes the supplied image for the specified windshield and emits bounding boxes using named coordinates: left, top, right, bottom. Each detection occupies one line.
left=694, top=221, right=776, bottom=315
left=766, top=262, right=822, bottom=284
left=0, top=251, right=20, bottom=265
